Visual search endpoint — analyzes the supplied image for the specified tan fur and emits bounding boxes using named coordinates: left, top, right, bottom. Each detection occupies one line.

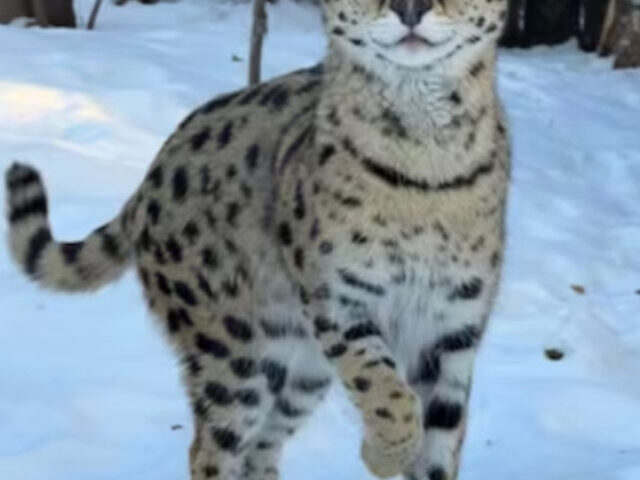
left=6, top=1, right=510, bottom=479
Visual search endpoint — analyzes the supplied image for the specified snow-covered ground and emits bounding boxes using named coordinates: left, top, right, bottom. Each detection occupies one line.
left=1, top=1, right=639, bottom=479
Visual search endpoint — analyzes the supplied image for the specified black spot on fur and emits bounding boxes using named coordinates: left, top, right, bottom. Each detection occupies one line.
left=155, top=272, right=172, bottom=295
left=167, top=308, right=192, bottom=333
left=166, top=237, right=183, bottom=262
left=413, top=349, right=440, bottom=384
left=313, top=315, right=337, bottom=335
left=470, top=61, right=486, bottom=77
left=449, top=277, right=483, bottom=301
left=172, top=167, right=189, bottom=201
left=147, top=200, right=161, bottom=225
left=344, top=322, right=382, bottom=341
left=205, top=382, right=234, bottom=406
left=245, top=144, right=260, bottom=171
left=217, top=121, right=233, bottom=149
left=325, top=343, right=348, bottom=358
left=212, top=428, right=241, bottom=452
left=183, top=222, right=200, bottom=244
left=293, top=181, right=306, bottom=220
left=425, top=399, right=463, bottom=430
left=195, top=333, right=230, bottom=359
left=275, top=398, right=306, bottom=417
left=204, top=465, right=219, bottom=478
left=174, top=281, right=197, bottom=305
left=146, top=166, right=163, bottom=188
left=375, top=408, right=394, bottom=421
left=223, top=315, right=253, bottom=342
left=293, top=247, right=305, bottom=270
left=200, top=91, right=241, bottom=114
left=61, top=242, right=83, bottom=264
left=259, top=319, right=307, bottom=339
left=226, top=202, right=241, bottom=226
left=429, top=466, right=447, bottom=480
left=25, top=227, right=52, bottom=275
left=281, top=125, right=314, bottom=169
left=353, top=377, right=371, bottom=392
left=260, top=359, right=287, bottom=394
left=319, top=241, right=333, bottom=255
left=238, top=83, right=264, bottom=105
left=191, top=127, right=211, bottom=151
left=339, top=270, right=385, bottom=296
left=236, top=388, right=260, bottom=407
left=230, top=357, right=257, bottom=378
left=9, top=195, right=48, bottom=224
left=351, top=231, right=368, bottom=245
left=437, top=325, right=481, bottom=352
left=291, top=377, right=331, bottom=394
left=319, top=144, right=336, bottom=166
left=202, top=248, right=218, bottom=270
left=97, top=228, right=122, bottom=260
left=183, top=354, right=202, bottom=377
left=278, top=222, right=293, bottom=246
left=222, top=279, right=239, bottom=298
left=260, top=85, right=289, bottom=110
left=197, top=273, right=215, bottom=300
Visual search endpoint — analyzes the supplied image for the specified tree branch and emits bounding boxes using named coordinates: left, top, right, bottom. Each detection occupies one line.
left=88, top=0, right=104, bottom=30
left=249, top=0, right=268, bottom=86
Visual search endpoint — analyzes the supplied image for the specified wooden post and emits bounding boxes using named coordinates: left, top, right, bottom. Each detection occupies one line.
left=249, top=0, right=268, bottom=86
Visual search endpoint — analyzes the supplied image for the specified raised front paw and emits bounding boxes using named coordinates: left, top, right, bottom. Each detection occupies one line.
left=361, top=426, right=421, bottom=478
left=360, top=381, right=422, bottom=478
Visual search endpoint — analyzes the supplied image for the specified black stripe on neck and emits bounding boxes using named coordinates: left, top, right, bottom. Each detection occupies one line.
left=361, top=157, right=494, bottom=192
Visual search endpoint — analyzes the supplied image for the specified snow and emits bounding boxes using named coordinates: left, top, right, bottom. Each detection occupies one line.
left=0, top=1, right=639, bottom=480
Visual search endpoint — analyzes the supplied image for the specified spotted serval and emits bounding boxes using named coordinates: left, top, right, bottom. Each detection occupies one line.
left=6, top=1, right=510, bottom=479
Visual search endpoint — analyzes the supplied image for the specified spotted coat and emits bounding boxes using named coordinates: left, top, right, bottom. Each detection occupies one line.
left=5, top=1, right=510, bottom=479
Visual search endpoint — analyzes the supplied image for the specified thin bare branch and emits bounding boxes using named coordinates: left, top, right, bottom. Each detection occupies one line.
left=249, top=0, right=268, bottom=86
left=88, top=0, right=104, bottom=30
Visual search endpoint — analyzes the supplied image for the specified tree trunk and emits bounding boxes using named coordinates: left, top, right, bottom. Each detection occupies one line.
left=524, top=0, right=580, bottom=46
left=578, top=0, right=610, bottom=51
left=598, top=0, right=619, bottom=55
left=46, top=0, right=75, bottom=27
left=614, top=0, right=640, bottom=68
left=0, top=0, right=75, bottom=27
left=249, top=0, right=268, bottom=86
left=31, top=0, right=49, bottom=26
left=0, top=0, right=32, bottom=24
left=500, top=0, right=525, bottom=47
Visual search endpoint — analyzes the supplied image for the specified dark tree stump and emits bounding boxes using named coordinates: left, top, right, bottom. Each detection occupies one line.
left=46, top=0, right=76, bottom=27
left=500, top=0, right=526, bottom=47
left=0, top=0, right=75, bottom=27
left=524, top=0, right=580, bottom=46
left=614, top=0, right=640, bottom=68
left=578, top=0, right=610, bottom=51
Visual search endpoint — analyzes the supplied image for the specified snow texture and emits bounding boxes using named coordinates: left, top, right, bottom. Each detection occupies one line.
left=0, top=1, right=639, bottom=479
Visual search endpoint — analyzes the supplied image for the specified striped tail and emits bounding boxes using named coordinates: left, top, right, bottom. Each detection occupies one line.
left=5, top=162, right=135, bottom=292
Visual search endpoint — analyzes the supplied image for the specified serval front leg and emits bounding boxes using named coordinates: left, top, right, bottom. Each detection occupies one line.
left=310, top=299, right=422, bottom=478
left=406, top=276, right=497, bottom=480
